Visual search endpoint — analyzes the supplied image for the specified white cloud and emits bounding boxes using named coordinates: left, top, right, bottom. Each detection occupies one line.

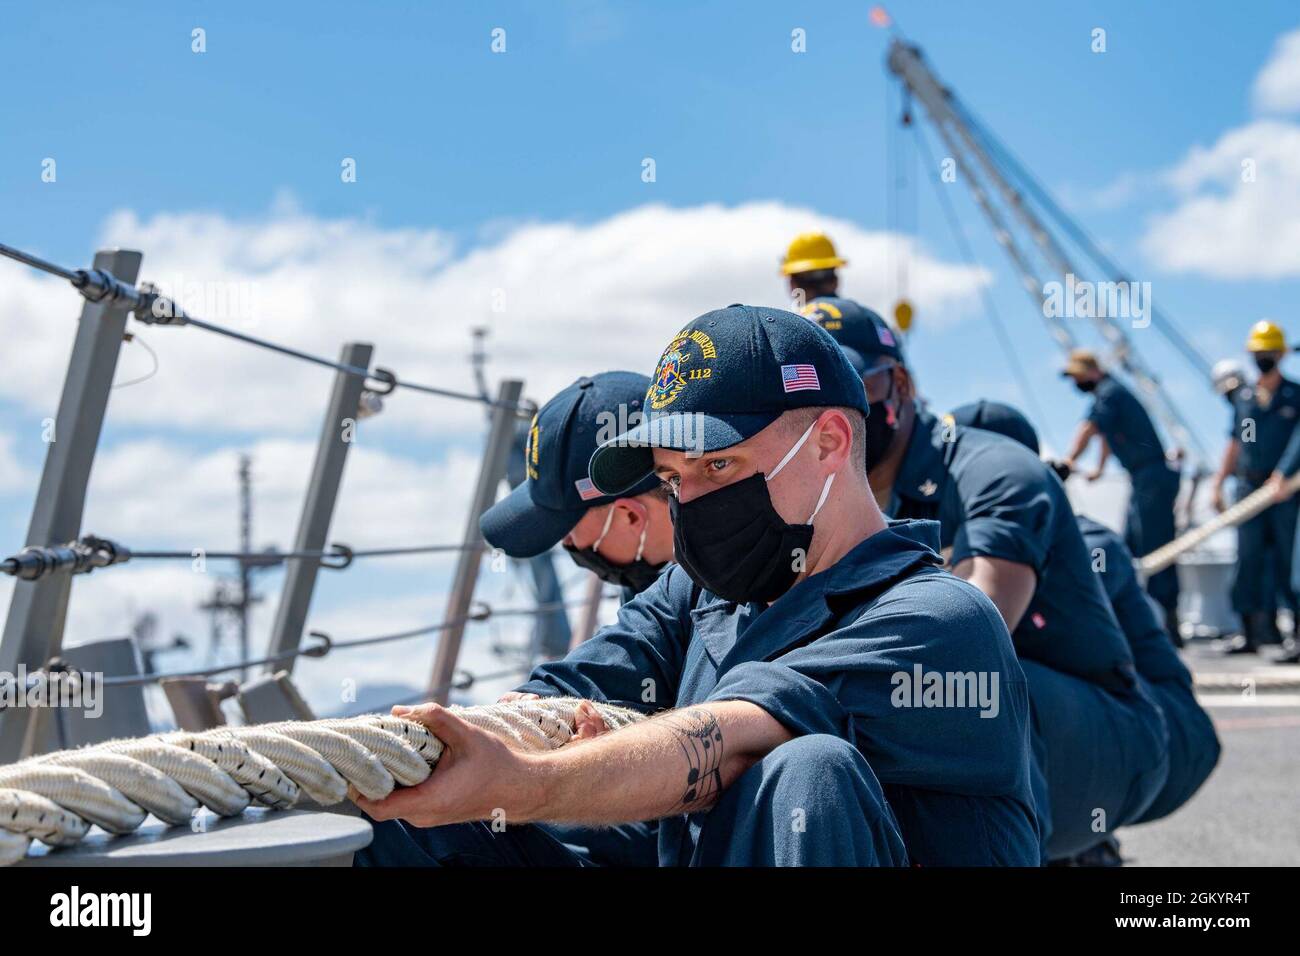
left=1253, top=28, right=1300, bottom=114
left=1057, top=170, right=1153, bottom=213
left=1139, top=28, right=1300, bottom=279
left=79, top=436, right=479, bottom=551
left=0, top=202, right=989, bottom=439
left=5, top=433, right=478, bottom=640
left=0, top=200, right=991, bottom=718
left=0, top=432, right=28, bottom=489
left=1141, top=119, right=1300, bottom=279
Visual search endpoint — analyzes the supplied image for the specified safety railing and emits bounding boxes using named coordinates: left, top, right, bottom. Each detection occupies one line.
left=0, top=241, right=572, bottom=761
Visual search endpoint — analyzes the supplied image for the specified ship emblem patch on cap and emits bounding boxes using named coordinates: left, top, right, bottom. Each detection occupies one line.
left=648, top=329, right=717, bottom=410
left=800, top=300, right=842, bottom=330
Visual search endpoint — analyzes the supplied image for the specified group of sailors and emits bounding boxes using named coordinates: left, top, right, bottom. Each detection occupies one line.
left=1060, top=317, right=1300, bottom=666
left=354, top=231, right=1230, bottom=868
left=1210, top=320, right=1300, bottom=662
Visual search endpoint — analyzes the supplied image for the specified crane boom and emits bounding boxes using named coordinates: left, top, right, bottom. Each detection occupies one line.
left=886, top=39, right=1208, bottom=467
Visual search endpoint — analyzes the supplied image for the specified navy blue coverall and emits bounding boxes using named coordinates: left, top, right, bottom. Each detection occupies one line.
left=1077, top=516, right=1220, bottom=822
left=885, top=410, right=1169, bottom=859
left=1228, top=379, right=1300, bottom=617
left=356, top=521, right=1041, bottom=867
left=1086, top=375, right=1180, bottom=618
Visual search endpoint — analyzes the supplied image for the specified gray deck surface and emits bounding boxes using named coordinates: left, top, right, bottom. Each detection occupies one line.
left=1122, top=642, right=1300, bottom=867
left=18, top=807, right=372, bottom=867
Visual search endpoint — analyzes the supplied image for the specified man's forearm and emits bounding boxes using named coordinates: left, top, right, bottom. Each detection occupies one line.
left=522, top=700, right=792, bottom=826
left=1215, top=441, right=1239, bottom=483
left=1064, top=421, right=1095, bottom=463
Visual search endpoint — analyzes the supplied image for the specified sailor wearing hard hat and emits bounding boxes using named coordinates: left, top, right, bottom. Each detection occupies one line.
left=1214, top=321, right=1300, bottom=655
left=1211, top=358, right=1249, bottom=405
left=780, top=231, right=847, bottom=304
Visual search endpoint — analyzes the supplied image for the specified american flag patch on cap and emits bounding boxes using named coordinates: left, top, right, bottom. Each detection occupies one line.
left=780, top=364, right=820, bottom=392
left=878, top=325, right=896, bottom=347
left=574, top=477, right=602, bottom=501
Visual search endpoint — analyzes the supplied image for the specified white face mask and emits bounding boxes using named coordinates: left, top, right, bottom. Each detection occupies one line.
left=767, top=417, right=836, bottom=524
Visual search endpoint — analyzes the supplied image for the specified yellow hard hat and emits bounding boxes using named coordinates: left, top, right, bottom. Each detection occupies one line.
left=1246, top=320, right=1286, bottom=353
left=781, top=232, right=847, bottom=276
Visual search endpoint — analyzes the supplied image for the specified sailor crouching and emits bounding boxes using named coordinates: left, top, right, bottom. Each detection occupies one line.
left=478, top=369, right=677, bottom=866
left=353, top=305, right=1039, bottom=867
left=806, top=296, right=1169, bottom=862
left=951, top=400, right=1220, bottom=849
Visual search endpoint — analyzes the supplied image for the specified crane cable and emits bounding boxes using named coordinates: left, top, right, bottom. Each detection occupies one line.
left=954, top=101, right=1213, bottom=380
left=911, top=120, right=1058, bottom=449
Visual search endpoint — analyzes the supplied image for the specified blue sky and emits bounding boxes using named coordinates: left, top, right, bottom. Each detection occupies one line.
left=3, top=1, right=1293, bottom=244
left=6, top=1, right=1299, bottom=424
left=2, top=1, right=1299, bottom=710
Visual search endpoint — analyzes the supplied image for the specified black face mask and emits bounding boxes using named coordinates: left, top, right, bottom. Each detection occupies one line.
left=861, top=367, right=900, bottom=470
left=864, top=400, right=898, bottom=468
left=669, top=419, right=835, bottom=604
left=564, top=543, right=663, bottom=594
left=1256, top=356, right=1278, bottom=375
left=564, top=508, right=663, bottom=594
left=1074, top=379, right=1098, bottom=394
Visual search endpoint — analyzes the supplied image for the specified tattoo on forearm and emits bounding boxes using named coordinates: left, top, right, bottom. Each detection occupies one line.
left=657, top=707, right=725, bottom=811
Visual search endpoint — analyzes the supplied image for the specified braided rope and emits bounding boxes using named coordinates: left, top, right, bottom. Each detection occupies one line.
left=0, top=697, right=643, bottom=865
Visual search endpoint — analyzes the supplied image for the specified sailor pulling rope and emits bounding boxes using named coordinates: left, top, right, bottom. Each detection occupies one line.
left=1139, top=471, right=1300, bottom=575
left=0, top=697, right=643, bottom=866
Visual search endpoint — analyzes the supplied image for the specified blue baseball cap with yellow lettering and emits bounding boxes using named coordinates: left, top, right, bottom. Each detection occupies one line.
left=588, top=304, right=869, bottom=495
left=480, top=371, right=660, bottom=558
left=801, top=296, right=905, bottom=365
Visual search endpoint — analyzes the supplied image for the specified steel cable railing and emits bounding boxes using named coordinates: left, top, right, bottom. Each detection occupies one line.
left=0, top=241, right=534, bottom=415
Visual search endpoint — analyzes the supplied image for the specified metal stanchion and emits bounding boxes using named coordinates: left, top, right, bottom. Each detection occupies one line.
left=427, top=379, right=524, bottom=702
left=0, top=249, right=143, bottom=761
left=264, top=342, right=374, bottom=674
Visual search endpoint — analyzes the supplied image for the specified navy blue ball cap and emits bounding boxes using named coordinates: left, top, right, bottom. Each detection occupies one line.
left=950, top=399, right=1041, bottom=455
left=837, top=344, right=869, bottom=376
left=801, top=296, right=905, bottom=364
left=588, top=304, right=870, bottom=495
left=480, top=370, right=660, bottom=558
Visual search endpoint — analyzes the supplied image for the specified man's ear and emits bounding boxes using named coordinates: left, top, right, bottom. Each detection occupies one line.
left=895, top=366, right=916, bottom=402
left=815, top=409, right=854, bottom=471
left=615, top=496, right=649, bottom=529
